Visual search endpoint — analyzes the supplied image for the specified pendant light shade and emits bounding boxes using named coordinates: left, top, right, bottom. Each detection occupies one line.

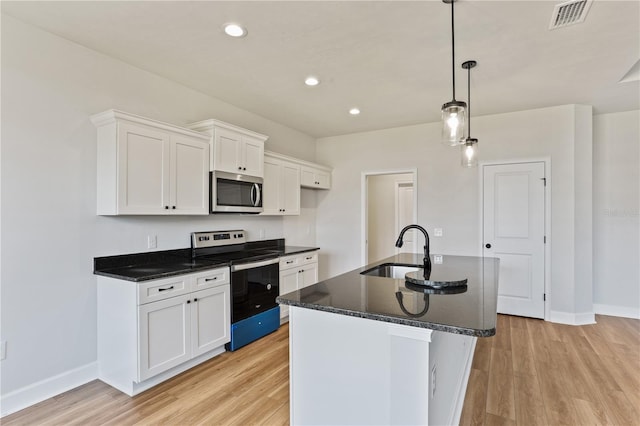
left=441, top=0, right=466, bottom=146
left=461, top=60, right=478, bottom=167
left=442, top=100, right=466, bottom=144
left=461, top=138, right=478, bottom=167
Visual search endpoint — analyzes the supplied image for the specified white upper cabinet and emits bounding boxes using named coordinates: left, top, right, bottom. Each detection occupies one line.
left=187, top=119, right=268, bottom=178
left=262, top=153, right=300, bottom=216
left=300, top=164, right=331, bottom=189
left=92, top=110, right=210, bottom=215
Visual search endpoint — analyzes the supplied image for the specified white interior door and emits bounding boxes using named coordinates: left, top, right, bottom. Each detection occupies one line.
left=483, top=162, right=546, bottom=319
left=396, top=183, right=417, bottom=254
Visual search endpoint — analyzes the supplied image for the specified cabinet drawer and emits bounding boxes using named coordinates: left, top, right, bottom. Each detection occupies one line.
left=280, top=255, right=301, bottom=269
left=300, top=252, right=318, bottom=265
left=138, top=276, right=190, bottom=305
left=192, top=267, right=230, bottom=291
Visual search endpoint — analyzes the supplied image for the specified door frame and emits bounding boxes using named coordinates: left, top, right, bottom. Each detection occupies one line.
left=361, top=169, right=418, bottom=266
left=479, top=157, right=551, bottom=320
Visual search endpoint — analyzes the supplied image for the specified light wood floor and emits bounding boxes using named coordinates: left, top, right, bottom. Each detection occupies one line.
left=3, top=315, right=639, bottom=425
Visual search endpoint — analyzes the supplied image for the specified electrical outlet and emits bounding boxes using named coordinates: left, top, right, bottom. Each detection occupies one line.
left=434, top=255, right=443, bottom=264
left=147, top=235, right=157, bottom=249
left=434, top=228, right=443, bottom=237
left=259, top=229, right=265, bottom=240
left=430, top=364, right=436, bottom=398
left=1, top=341, right=6, bottom=360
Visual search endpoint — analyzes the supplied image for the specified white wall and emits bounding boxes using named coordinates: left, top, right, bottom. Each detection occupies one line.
left=593, top=110, right=640, bottom=318
left=316, top=105, right=594, bottom=320
left=0, top=14, right=317, bottom=403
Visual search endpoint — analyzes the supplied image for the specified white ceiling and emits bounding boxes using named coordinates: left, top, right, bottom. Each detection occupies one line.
left=2, top=0, right=639, bottom=138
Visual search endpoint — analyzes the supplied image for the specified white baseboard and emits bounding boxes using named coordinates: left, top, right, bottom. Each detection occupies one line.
left=593, top=304, right=640, bottom=320
left=549, top=310, right=596, bottom=325
left=1, top=362, right=98, bottom=417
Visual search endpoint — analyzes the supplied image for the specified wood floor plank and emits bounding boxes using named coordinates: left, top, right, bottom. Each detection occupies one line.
left=485, top=348, right=516, bottom=420
left=484, top=412, right=516, bottom=426
left=493, top=315, right=512, bottom=351
left=471, top=335, right=493, bottom=372
left=513, top=374, right=547, bottom=426
left=510, top=323, right=536, bottom=376
left=571, top=397, right=612, bottom=426
left=459, top=368, right=488, bottom=426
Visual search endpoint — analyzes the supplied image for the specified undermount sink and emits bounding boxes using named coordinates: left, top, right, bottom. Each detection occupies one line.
left=360, top=263, right=422, bottom=279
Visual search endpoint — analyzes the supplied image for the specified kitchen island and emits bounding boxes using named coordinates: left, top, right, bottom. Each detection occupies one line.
left=277, top=253, right=499, bottom=426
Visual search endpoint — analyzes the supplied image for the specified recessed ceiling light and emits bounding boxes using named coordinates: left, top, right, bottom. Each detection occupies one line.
left=224, top=23, right=247, bottom=38
left=305, top=76, right=320, bottom=86
left=349, top=108, right=361, bottom=115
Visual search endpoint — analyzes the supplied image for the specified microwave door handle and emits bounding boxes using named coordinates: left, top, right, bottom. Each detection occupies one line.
left=250, top=184, right=256, bottom=206
left=251, top=183, right=261, bottom=207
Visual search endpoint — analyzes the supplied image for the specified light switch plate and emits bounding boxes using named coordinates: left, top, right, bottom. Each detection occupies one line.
left=434, top=228, right=443, bottom=237
left=147, top=235, right=157, bottom=249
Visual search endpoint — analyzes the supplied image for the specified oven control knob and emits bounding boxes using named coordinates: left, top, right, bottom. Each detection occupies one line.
left=266, top=283, right=272, bottom=290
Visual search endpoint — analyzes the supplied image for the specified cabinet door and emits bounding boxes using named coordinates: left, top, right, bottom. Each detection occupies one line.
left=300, top=263, right=319, bottom=289
left=191, top=285, right=231, bottom=357
left=261, top=157, right=282, bottom=215
left=214, top=127, right=241, bottom=174
left=138, top=294, right=191, bottom=381
left=171, top=134, right=210, bottom=214
left=281, top=161, right=301, bottom=215
left=279, top=267, right=300, bottom=318
left=315, top=170, right=331, bottom=189
left=300, top=167, right=316, bottom=188
left=117, top=121, right=171, bottom=213
left=242, top=136, right=265, bottom=178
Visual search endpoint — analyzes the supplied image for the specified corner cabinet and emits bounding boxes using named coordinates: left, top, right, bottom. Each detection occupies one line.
left=262, top=153, right=301, bottom=216
left=301, top=164, right=331, bottom=189
left=279, top=251, right=319, bottom=319
left=97, top=267, right=231, bottom=396
left=187, top=119, right=267, bottom=178
left=91, top=110, right=210, bottom=215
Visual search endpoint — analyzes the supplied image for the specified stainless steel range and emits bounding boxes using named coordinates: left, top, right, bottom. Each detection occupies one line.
left=191, top=230, right=280, bottom=351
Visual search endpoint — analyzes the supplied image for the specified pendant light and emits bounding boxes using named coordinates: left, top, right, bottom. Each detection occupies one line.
left=441, top=0, right=466, bottom=146
left=461, top=60, right=478, bottom=167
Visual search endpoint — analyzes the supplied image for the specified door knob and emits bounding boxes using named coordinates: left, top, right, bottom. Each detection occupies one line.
left=485, top=243, right=492, bottom=249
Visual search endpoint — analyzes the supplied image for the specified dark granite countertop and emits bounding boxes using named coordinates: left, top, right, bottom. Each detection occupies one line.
left=277, top=253, right=499, bottom=337
left=277, top=246, right=320, bottom=256
left=94, top=242, right=320, bottom=282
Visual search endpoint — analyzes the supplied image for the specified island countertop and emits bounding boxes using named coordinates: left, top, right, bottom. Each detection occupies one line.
left=277, top=253, right=499, bottom=337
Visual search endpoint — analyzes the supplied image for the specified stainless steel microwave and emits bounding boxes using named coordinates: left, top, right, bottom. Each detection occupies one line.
left=210, top=171, right=263, bottom=214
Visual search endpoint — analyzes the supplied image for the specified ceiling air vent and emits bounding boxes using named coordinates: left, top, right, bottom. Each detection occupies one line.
left=549, top=0, right=593, bottom=30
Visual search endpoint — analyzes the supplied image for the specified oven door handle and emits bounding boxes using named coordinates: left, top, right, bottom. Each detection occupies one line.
left=231, top=257, right=279, bottom=272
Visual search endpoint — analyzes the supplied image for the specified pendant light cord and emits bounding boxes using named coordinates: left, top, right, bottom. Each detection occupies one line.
left=467, top=64, right=471, bottom=137
left=451, top=0, right=456, bottom=101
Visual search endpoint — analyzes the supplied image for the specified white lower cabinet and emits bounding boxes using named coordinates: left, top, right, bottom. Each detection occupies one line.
left=139, top=293, right=191, bottom=382
left=279, top=251, right=319, bottom=319
left=98, top=267, right=230, bottom=395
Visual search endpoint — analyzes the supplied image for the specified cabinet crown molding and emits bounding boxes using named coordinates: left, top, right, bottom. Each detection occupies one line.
left=265, top=150, right=332, bottom=172
left=90, top=109, right=209, bottom=140
left=187, top=119, right=268, bottom=142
